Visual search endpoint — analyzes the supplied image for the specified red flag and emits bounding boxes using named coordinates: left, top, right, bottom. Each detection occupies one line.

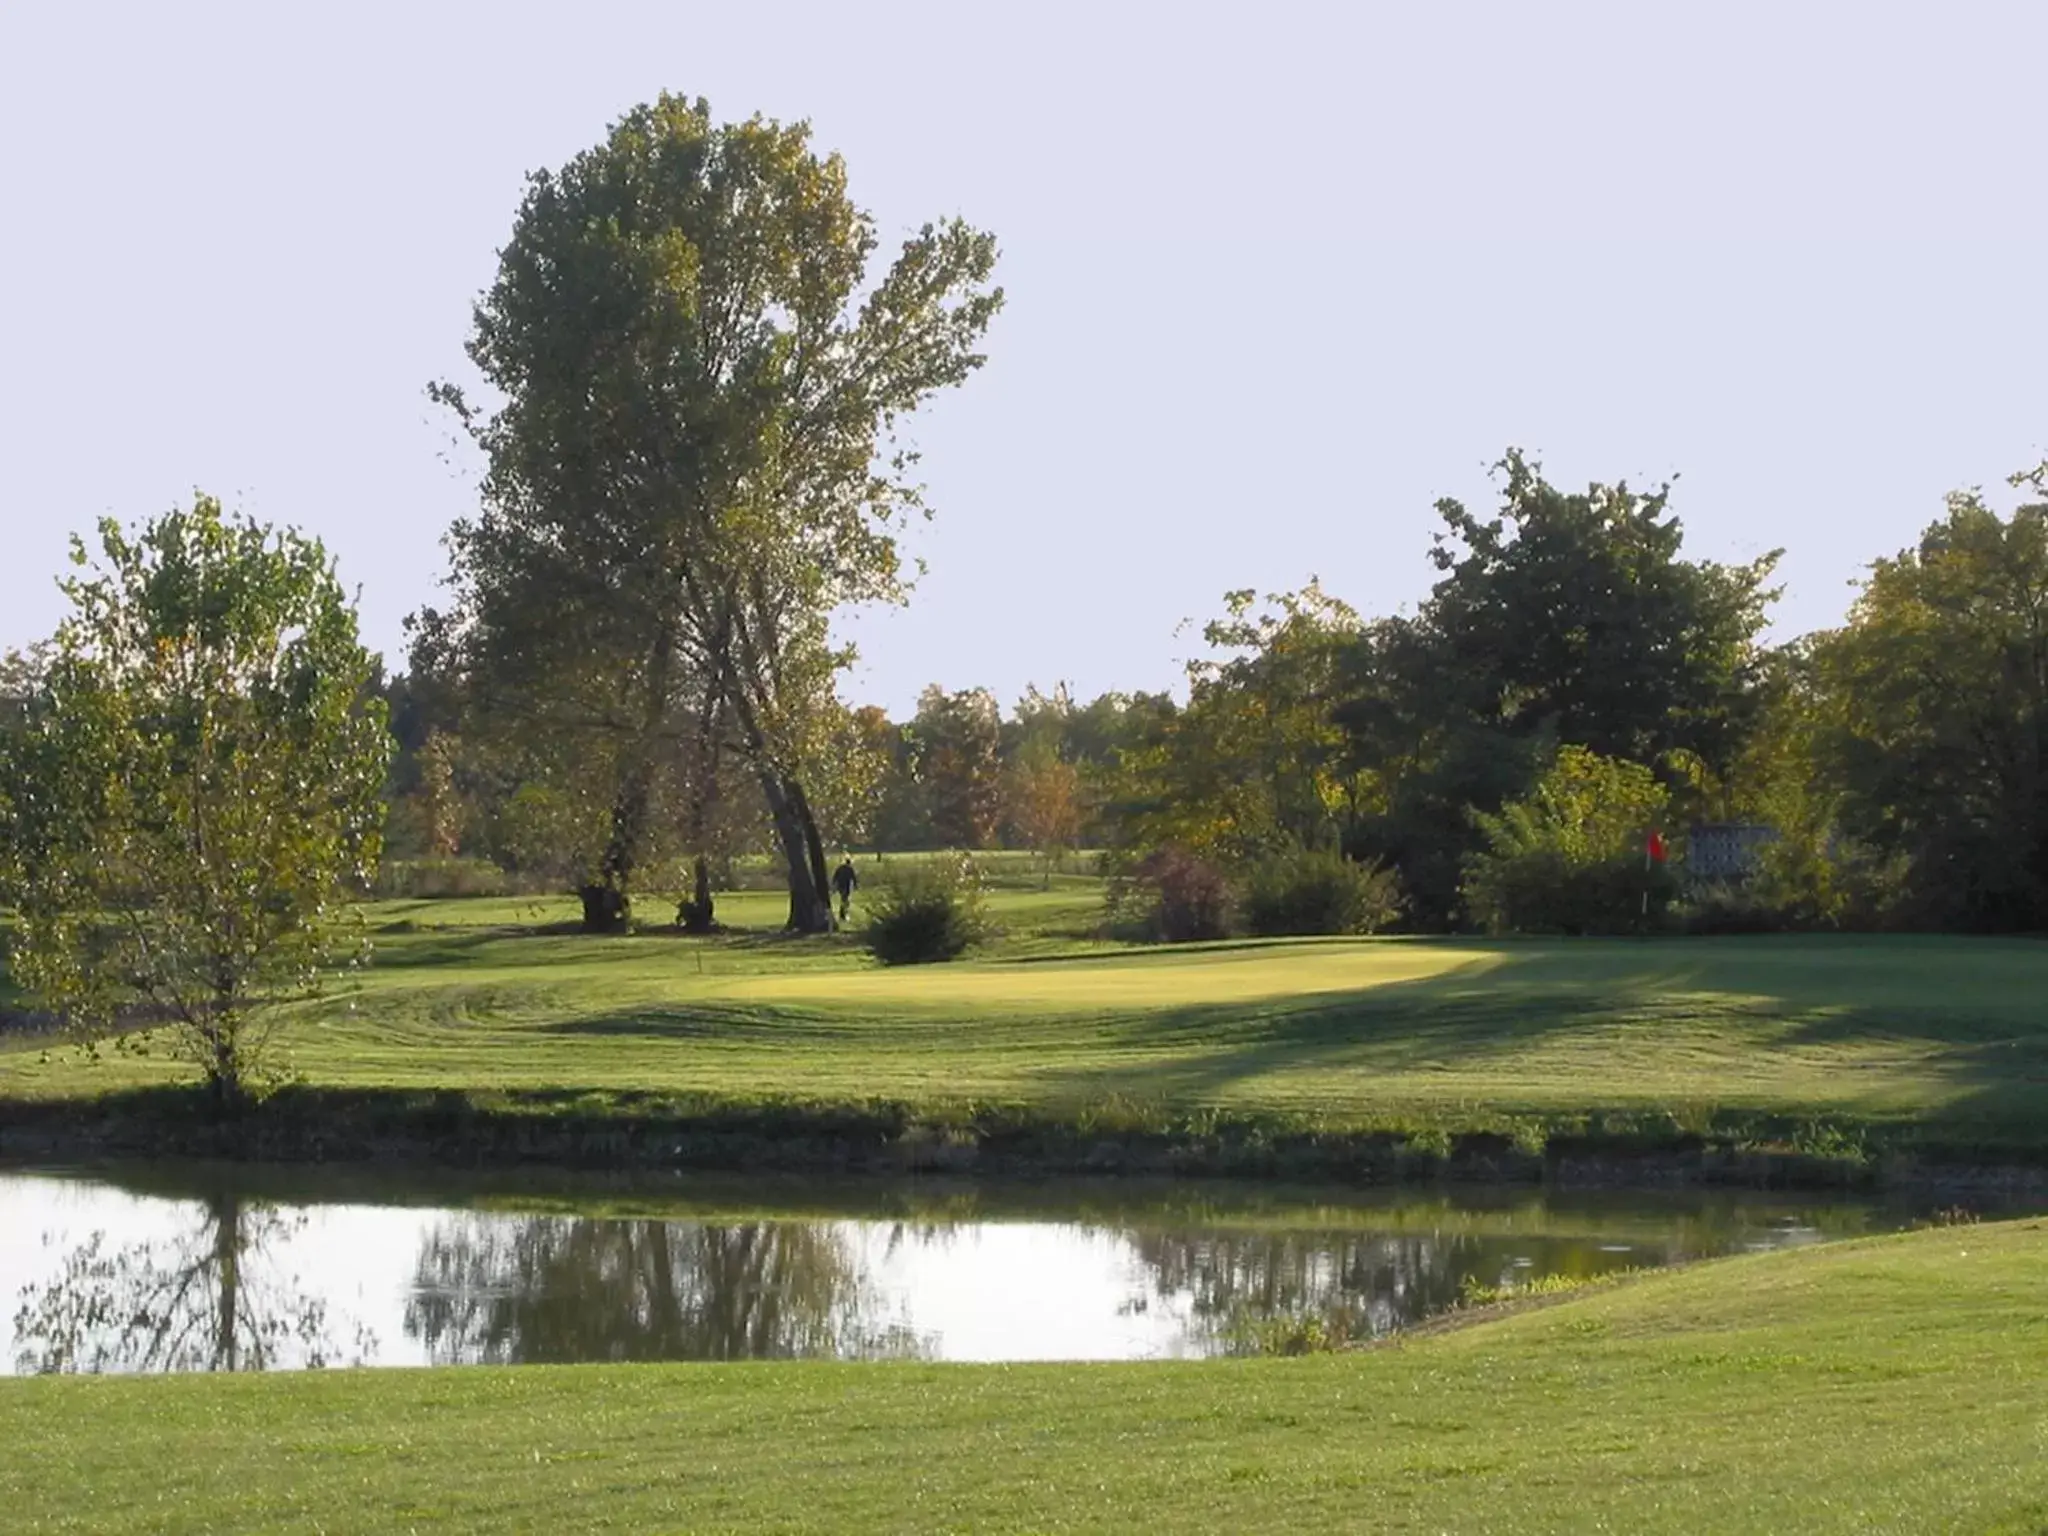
left=1646, top=831, right=1668, bottom=864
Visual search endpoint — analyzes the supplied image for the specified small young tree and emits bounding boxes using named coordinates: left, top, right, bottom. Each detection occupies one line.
left=863, top=853, right=989, bottom=965
left=416, top=729, right=465, bottom=858
left=0, top=499, right=390, bottom=1107
left=1005, top=742, right=1083, bottom=888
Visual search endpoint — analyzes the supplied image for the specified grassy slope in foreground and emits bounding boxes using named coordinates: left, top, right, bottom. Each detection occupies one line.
left=2, top=1219, right=2044, bottom=1534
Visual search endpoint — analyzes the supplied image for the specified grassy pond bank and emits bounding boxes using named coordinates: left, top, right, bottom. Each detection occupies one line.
left=11, top=1161, right=2027, bottom=1374
left=5, top=886, right=2047, bottom=1187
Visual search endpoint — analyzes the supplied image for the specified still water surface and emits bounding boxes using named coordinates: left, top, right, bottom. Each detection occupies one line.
left=0, top=1165, right=1995, bottom=1374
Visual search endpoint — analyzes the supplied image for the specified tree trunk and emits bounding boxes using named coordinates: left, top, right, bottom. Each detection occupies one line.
left=790, top=778, right=834, bottom=927
left=679, top=853, right=717, bottom=932
left=678, top=693, right=724, bottom=934
left=580, top=777, right=644, bottom=934
left=579, top=881, right=631, bottom=933
left=204, top=996, right=248, bottom=1117
left=212, top=1195, right=242, bottom=1372
left=761, top=771, right=834, bottom=933
left=724, top=673, right=831, bottom=933
left=580, top=627, right=675, bottom=935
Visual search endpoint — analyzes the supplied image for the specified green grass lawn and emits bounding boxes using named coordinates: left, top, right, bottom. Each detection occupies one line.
left=4, top=886, right=2047, bottom=1152
left=2, top=1217, right=2042, bottom=1534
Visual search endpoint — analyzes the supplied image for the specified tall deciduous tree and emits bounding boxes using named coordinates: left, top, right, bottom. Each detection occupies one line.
left=424, top=94, right=1001, bottom=932
left=0, top=499, right=389, bottom=1106
left=803, top=700, right=892, bottom=860
left=0, top=645, right=47, bottom=729
left=1809, top=477, right=2048, bottom=930
left=1334, top=452, right=1780, bottom=925
left=1330, top=615, right=1548, bottom=928
left=1006, top=743, right=1083, bottom=887
left=417, top=730, right=465, bottom=857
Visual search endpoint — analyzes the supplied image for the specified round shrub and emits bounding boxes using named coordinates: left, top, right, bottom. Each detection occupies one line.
left=1241, top=848, right=1404, bottom=937
left=1120, top=846, right=1234, bottom=943
left=865, top=856, right=988, bottom=965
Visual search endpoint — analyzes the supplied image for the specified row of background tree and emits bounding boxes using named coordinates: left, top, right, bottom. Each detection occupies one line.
left=381, top=446, right=2048, bottom=937
left=319, top=93, right=2041, bottom=941
left=380, top=669, right=1111, bottom=887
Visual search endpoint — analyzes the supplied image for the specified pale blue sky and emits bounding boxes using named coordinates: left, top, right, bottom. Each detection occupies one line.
left=2, top=2, right=2042, bottom=715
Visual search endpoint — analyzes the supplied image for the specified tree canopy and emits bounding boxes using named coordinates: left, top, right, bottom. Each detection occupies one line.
left=1421, top=450, right=1780, bottom=772
left=420, top=94, right=1001, bottom=931
left=366, top=434, right=2048, bottom=941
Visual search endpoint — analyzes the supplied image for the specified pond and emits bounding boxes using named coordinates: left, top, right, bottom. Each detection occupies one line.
left=0, top=1164, right=2010, bottom=1374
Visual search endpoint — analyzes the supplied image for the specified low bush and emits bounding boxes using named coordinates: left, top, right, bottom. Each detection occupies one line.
left=1678, top=836, right=1913, bottom=936
left=1222, top=1307, right=1366, bottom=1356
left=373, top=857, right=511, bottom=900
left=1680, top=880, right=1798, bottom=935
left=1110, top=846, right=1233, bottom=943
left=865, top=856, right=989, bottom=965
left=1463, top=747, right=1677, bottom=935
left=1468, top=851, right=1679, bottom=936
left=1747, top=832, right=1915, bottom=933
left=1241, top=847, right=1404, bottom=936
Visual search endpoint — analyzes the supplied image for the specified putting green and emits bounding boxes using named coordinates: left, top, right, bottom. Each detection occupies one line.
left=726, top=939, right=1499, bottom=1012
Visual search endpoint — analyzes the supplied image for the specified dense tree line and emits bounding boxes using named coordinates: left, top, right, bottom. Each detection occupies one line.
left=345, top=91, right=2048, bottom=940
left=376, top=448, right=2048, bottom=937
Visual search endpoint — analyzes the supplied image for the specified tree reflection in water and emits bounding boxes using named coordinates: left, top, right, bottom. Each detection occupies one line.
left=406, top=1217, right=929, bottom=1364
left=12, top=1191, right=375, bottom=1374
left=1129, top=1228, right=1652, bottom=1352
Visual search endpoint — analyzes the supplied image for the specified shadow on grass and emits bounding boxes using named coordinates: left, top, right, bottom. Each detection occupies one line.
left=1002, top=937, right=2048, bottom=1135
left=529, top=937, right=2048, bottom=1139
left=370, top=924, right=865, bottom=973
left=26, top=937, right=2036, bottom=1165
left=535, top=1005, right=814, bottom=1043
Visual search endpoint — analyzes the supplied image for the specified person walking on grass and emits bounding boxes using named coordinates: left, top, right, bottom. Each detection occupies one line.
left=832, top=856, right=859, bottom=925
